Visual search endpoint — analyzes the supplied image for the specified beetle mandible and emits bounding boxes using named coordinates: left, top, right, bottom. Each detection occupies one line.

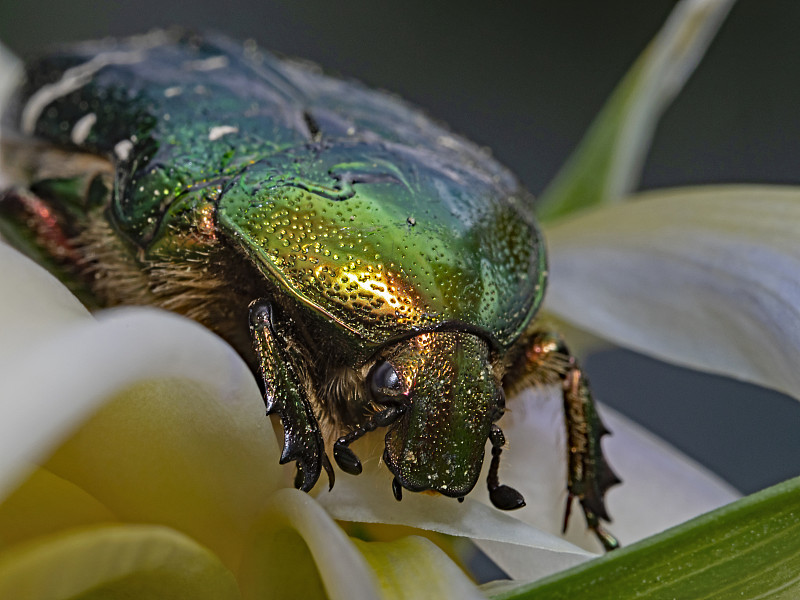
left=0, top=30, right=620, bottom=550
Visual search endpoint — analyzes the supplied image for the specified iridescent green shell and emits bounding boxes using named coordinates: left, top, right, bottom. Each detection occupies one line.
left=6, top=31, right=546, bottom=357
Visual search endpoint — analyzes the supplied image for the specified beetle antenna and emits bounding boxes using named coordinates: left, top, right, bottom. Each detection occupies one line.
left=333, top=405, right=405, bottom=476
left=487, top=424, right=526, bottom=510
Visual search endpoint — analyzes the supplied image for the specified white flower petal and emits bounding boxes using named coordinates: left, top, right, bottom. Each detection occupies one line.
left=320, top=381, right=739, bottom=580
left=601, top=406, right=739, bottom=541
left=353, top=535, right=485, bottom=600
left=0, top=243, right=91, bottom=362
left=39, top=374, right=282, bottom=571
left=0, top=467, right=116, bottom=551
left=0, top=42, right=20, bottom=106
left=317, top=434, right=593, bottom=581
left=0, top=524, right=239, bottom=598
left=0, top=246, right=280, bottom=568
left=239, top=488, right=381, bottom=600
left=469, top=386, right=737, bottom=572
left=546, top=185, right=800, bottom=400
left=538, top=0, right=734, bottom=221
left=0, top=307, right=267, bottom=495
left=483, top=386, right=738, bottom=544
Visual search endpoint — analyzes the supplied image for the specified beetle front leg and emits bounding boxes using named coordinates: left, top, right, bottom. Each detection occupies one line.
left=506, top=330, right=621, bottom=551
left=0, top=188, right=89, bottom=292
left=248, top=299, right=333, bottom=492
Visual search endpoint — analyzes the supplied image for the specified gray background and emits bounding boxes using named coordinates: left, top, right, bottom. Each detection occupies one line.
left=2, top=1, right=799, bottom=495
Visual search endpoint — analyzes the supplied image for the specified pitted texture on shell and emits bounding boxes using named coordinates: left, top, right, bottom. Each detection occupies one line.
left=217, top=140, right=545, bottom=348
left=8, top=30, right=547, bottom=350
left=383, top=331, right=498, bottom=496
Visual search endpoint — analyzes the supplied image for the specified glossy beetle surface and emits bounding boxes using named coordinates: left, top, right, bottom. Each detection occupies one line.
left=0, top=31, right=619, bottom=549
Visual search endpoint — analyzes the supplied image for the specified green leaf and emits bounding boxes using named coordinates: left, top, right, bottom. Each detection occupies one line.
left=484, top=476, right=800, bottom=600
left=536, top=0, right=734, bottom=223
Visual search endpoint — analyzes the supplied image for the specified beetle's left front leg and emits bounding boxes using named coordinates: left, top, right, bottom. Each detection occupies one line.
left=505, top=330, right=621, bottom=551
left=249, top=299, right=333, bottom=492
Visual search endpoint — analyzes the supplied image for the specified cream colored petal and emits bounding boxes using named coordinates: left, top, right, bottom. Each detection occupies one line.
left=242, top=489, right=485, bottom=599
left=238, top=488, right=380, bottom=600
left=42, top=375, right=277, bottom=572
left=353, top=536, right=485, bottom=600
left=537, top=0, right=734, bottom=222
left=600, top=407, right=739, bottom=540
left=546, top=185, right=800, bottom=400
left=473, top=387, right=738, bottom=557
left=316, top=436, right=593, bottom=582
left=0, top=524, right=239, bottom=598
left=0, top=243, right=91, bottom=362
left=0, top=467, right=115, bottom=551
left=0, top=306, right=278, bottom=570
left=319, top=383, right=738, bottom=580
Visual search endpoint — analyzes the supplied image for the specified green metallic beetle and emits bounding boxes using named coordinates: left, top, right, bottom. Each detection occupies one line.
left=0, top=31, right=620, bottom=549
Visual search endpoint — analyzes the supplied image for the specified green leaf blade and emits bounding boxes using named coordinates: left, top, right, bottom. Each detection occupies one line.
left=487, top=476, right=800, bottom=600
left=536, top=0, right=735, bottom=224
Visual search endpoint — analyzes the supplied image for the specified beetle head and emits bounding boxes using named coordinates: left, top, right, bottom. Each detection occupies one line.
left=369, top=330, right=503, bottom=499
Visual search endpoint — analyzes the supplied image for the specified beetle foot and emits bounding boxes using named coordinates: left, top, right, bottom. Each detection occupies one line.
left=567, top=495, right=619, bottom=551
left=280, top=430, right=325, bottom=493
left=486, top=424, right=526, bottom=510
left=290, top=453, right=334, bottom=492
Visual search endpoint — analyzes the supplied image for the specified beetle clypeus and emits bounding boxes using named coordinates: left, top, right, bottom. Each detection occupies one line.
left=0, top=30, right=620, bottom=550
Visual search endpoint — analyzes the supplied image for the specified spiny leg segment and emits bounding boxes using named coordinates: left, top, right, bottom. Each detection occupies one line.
left=249, top=299, right=334, bottom=492
left=507, top=330, right=622, bottom=551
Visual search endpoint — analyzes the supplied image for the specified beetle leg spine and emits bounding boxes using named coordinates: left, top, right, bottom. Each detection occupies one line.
left=504, top=328, right=621, bottom=550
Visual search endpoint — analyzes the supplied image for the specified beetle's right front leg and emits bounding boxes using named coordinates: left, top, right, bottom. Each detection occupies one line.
left=248, top=299, right=333, bottom=492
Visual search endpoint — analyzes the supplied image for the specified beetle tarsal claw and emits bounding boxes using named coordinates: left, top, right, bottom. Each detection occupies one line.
left=290, top=454, right=319, bottom=492
left=576, top=501, right=620, bottom=552
left=322, top=453, right=335, bottom=490
left=293, top=464, right=305, bottom=490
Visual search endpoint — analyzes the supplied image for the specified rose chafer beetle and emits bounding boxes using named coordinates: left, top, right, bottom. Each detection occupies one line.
left=0, top=31, right=620, bottom=549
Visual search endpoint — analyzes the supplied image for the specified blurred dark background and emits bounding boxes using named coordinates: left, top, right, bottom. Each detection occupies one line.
left=2, top=1, right=799, bottom=495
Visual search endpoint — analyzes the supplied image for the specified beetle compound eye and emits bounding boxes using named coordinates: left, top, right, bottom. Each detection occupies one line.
left=368, top=361, right=404, bottom=404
